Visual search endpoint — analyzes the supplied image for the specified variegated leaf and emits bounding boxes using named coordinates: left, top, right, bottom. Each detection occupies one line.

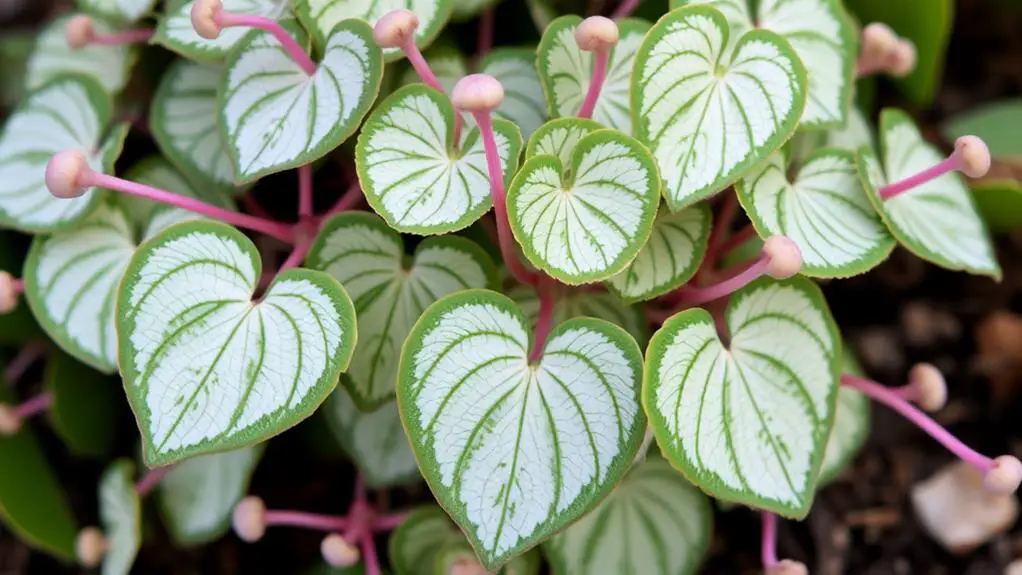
left=672, top=0, right=856, bottom=129
left=154, top=0, right=292, bottom=61
left=117, top=221, right=357, bottom=466
left=222, top=19, right=382, bottom=183
left=857, top=109, right=1000, bottom=278
left=644, top=277, right=841, bottom=517
left=297, top=0, right=451, bottom=61
left=399, top=289, right=645, bottom=570
left=157, top=446, right=263, bottom=546
left=537, top=16, right=650, bottom=135
left=0, top=75, right=127, bottom=232
left=507, top=129, right=660, bottom=284
left=151, top=60, right=237, bottom=192
left=827, top=106, right=874, bottom=153
left=544, top=456, right=713, bottom=575
left=26, top=15, right=139, bottom=95
left=356, top=84, right=522, bottom=234
left=307, top=212, right=496, bottom=408
left=737, top=149, right=895, bottom=277
left=606, top=203, right=711, bottom=304
left=77, top=0, right=158, bottom=24
left=818, top=348, right=869, bottom=486
left=524, top=117, right=602, bottom=163
left=324, top=393, right=419, bottom=488
left=632, top=5, right=806, bottom=211
left=99, top=460, right=141, bottom=575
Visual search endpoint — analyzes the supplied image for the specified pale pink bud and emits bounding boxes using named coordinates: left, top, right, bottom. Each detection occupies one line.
left=448, top=558, right=489, bottom=575
left=75, top=527, right=108, bottom=568
left=451, top=74, right=505, bottom=113
left=65, top=15, right=95, bottom=50
left=0, top=271, right=18, bottom=314
left=763, top=236, right=802, bottom=280
left=575, top=16, right=619, bottom=52
left=861, top=23, right=898, bottom=63
left=191, top=0, right=223, bottom=39
left=0, top=403, right=22, bottom=435
left=232, top=496, right=267, bottom=542
left=955, top=136, right=991, bottom=179
left=320, top=533, right=360, bottom=567
left=46, top=150, right=90, bottom=199
left=908, top=363, right=947, bottom=412
left=373, top=9, right=419, bottom=49
left=889, top=40, right=917, bottom=77
left=766, top=559, right=808, bottom=575
left=983, top=455, right=1022, bottom=495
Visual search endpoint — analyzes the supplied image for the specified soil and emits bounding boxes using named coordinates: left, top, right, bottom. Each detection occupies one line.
left=3, top=0, right=1022, bottom=574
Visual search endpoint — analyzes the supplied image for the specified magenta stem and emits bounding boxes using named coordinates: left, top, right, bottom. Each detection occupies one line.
left=611, top=0, right=640, bottom=19
left=372, top=512, right=409, bottom=532
left=218, top=12, right=317, bottom=76
left=92, top=28, right=154, bottom=45
left=670, top=255, right=768, bottom=307
left=841, top=374, right=994, bottom=472
left=241, top=194, right=272, bottom=220
left=298, top=165, right=313, bottom=219
left=577, top=49, right=610, bottom=119
left=530, top=283, right=556, bottom=362
left=401, top=37, right=463, bottom=142
left=4, top=341, right=46, bottom=386
left=135, top=465, right=172, bottom=497
left=712, top=224, right=757, bottom=265
left=477, top=8, right=494, bottom=57
left=878, top=156, right=958, bottom=200
left=11, top=278, right=24, bottom=294
left=83, top=171, right=295, bottom=243
left=362, top=535, right=381, bottom=575
left=708, top=192, right=739, bottom=256
left=470, top=112, right=540, bottom=287
left=278, top=239, right=312, bottom=272
left=265, top=510, right=349, bottom=531
left=761, top=511, right=779, bottom=568
left=15, top=392, right=53, bottom=419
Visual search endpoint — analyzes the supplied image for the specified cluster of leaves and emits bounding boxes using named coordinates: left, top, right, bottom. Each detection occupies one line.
left=0, top=0, right=1002, bottom=573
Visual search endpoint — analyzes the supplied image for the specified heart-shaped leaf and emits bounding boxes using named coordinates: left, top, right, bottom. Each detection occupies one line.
left=537, top=16, right=650, bottom=135
left=543, top=455, right=713, bottom=575
left=222, top=19, right=382, bottom=183
left=307, top=212, right=496, bottom=408
left=856, top=108, right=1001, bottom=278
left=99, top=460, right=141, bottom=575
left=45, top=351, right=118, bottom=458
left=324, top=393, right=420, bottom=488
left=0, top=75, right=128, bottom=233
left=632, top=5, right=806, bottom=211
left=155, top=0, right=292, bottom=61
left=737, top=148, right=895, bottom=277
left=399, top=289, right=646, bottom=569
left=507, top=129, right=660, bottom=284
left=117, top=220, right=357, bottom=466
left=644, top=277, right=840, bottom=517
left=606, top=203, right=711, bottom=304
left=818, top=349, right=870, bottom=486
left=388, top=506, right=539, bottom=575
left=151, top=60, right=237, bottom=192
left=77, top=0, right=159, bottom=24
left=157, top=446, right=263, bottom=546
left=357, top=84, right=523, bottom=235
left=25, top=172, right=213, bottom=375
left=0, top=384, right=77, bottom=562
left=510, top=284, right=649, bottom=347
left=827, top=107, right=875, bottom=154
left=672, top=0, right=856, bottom=129
left=26, top=15, right=139, bottom=95
left=399, top=47, right=548, bottom=141
left=524, top=117, right=602, bottom=163
left=296, top=0, right=451, bottom=61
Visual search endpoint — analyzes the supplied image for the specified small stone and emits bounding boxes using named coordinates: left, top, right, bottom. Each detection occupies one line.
left=1005, top=558, right=1022, bottom=575
left=911, top=460, right=1019, bottom=554
left=854, top=328, right=904, bottom=373
left=901, top=301, right=960, bottom=348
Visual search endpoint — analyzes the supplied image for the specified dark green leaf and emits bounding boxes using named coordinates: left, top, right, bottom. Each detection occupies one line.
left=45, top=351, right=118, bottom=458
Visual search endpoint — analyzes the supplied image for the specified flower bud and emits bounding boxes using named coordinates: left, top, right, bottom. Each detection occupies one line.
left=763, top=236, right=802, bottom=280
left=232, top=496, right=267, bottom=542
left=448, top=558, right=489, bottom=575
left=861, top=23, right=897, bottom=63
left=908, top=362, right=947, bottom=412
left=45, top=150, right=89, bottom=199
left=983, top=455, right=1022, bottom=495
left=373, top=9, right=419, bottom=49
left=889, top=40, right=917, bottom=77
left=451, top=74, right=505, bottom=113
left=0, top=271, right=18, bottom=314
left=766, top=559, right=808, bottom=575
left=75, top=527, right=107, bottom=568
left=955, top=135, right=991, bottom=179
left=191, top=0, right=223, bottom=39
left=65, top=15, right=95, bottom=50
left=575, top=16, right=619, bottom=52
left=320, top=533, right=360, bottom=567
left=0, top=403, right=22, bottom=435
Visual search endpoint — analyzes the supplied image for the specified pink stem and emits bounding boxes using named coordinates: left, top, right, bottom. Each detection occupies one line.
left=708, top=192, right=739, bottom=255
left=477, top=8, right=494, bottom=57
left=135, top=465, right=172, bottom=497
left=265, top=510, right=349, bottom=531
left=530, top=283, right=556, bottom=362
left=82, top=171, right=295, bottom=243
left=241, top=194, right=273, bottom=220
left=709, top=224, right=757, bottom=267
left=611, top=0, right=640, bottom=19
left=470, top=112, right=540, bottom=287
left=669, top=256, right=769, bottom=307
left=400, top=37, right=464, bottom=141
left=761, top=511, right=779, bottom=568
left=15, top=392, right=53, bottom=419
left=577, top=49, right=610, bottom=119
left=91, top=28, right=154, bottom=45
left=878, top=156, right=958, bottom=200
left=4, top=341, right=46, bottom=386
left=372, top=512, right=409, bottom=532
left=10, top=278, right=24, bottom=294
left=278, top=240, right=312, bottom=272
left=362, top=535, right=381, bottom=575
left=217, top=13, right=317, bottom=76
left=841, top=374, right=994, bottom=472
left=298, top=165, right=314, bottom=219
